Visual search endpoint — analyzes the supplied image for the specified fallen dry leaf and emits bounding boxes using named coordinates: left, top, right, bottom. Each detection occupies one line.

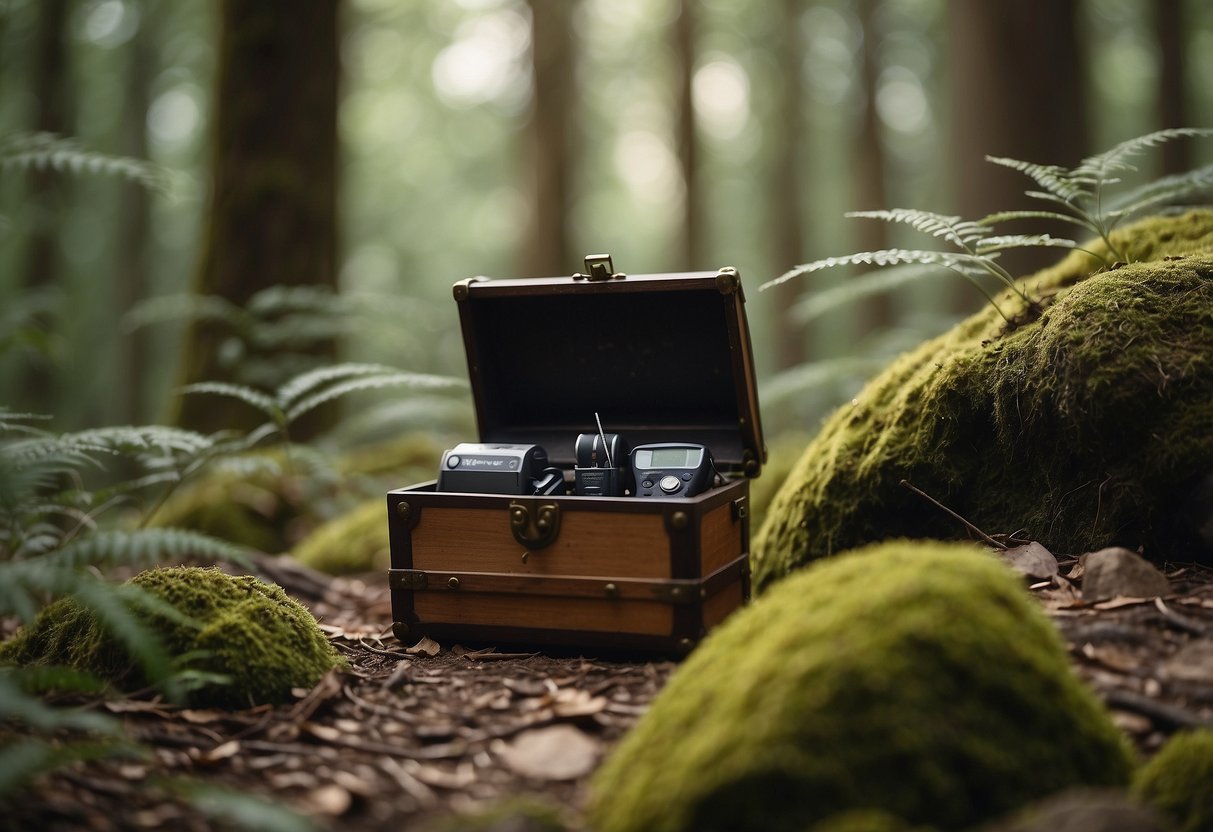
left=406, top=636, right=442, bottom=657
left=496, top=725, right=600, bottom=781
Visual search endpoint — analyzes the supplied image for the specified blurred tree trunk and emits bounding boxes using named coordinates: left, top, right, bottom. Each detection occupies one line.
left=1154, top=0, right=1190, bottom=175
left=22, top=0, right=72, bottom=415
left=948, top=0, right=1089, bottom=305
left=674, top=0, right=703, bottom=270
left=118, top=12, right=154, bottom=425
left=769, top=0, right=805, bottom=370
left=521, top=0, right=573, bottom=276
left=854, top=0, right=892, bottom=333
left=174, top=0, right=340, bottom=436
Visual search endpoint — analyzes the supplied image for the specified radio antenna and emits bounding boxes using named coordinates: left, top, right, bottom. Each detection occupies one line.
left=594, top=412, right=613, bottom=468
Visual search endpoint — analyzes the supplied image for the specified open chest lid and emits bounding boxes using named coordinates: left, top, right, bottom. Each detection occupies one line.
left=452, top=255, right=766, bottom=477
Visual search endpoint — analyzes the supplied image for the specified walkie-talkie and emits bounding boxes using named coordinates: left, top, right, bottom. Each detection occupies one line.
left=574, top=413, right=627, bottom=497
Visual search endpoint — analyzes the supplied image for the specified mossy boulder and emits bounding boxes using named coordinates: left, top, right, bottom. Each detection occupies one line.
left=0, top=566, right=341, bottom=708
left=587, top=540, right=1134, bottom=832
left=754, top=210, right=1213, bottom=591
left=1132, top=729, right=1213, bottom=832
left=291, top=497, right=389, bottom=575
left=150, top=434, right=439, bottom=554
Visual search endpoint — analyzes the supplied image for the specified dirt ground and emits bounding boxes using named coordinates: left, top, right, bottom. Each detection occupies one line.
left=4, top=551, right=1213, bottom=831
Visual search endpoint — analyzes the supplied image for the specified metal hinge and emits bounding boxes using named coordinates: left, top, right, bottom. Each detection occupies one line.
left=573, top=254, right=626, bottom=282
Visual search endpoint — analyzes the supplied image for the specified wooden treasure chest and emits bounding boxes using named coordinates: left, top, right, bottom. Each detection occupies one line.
left=386, top=255, right=766, bottom=655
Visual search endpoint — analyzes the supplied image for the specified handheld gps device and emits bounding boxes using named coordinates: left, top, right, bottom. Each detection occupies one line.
left=630, top=443, right=714, bottom=498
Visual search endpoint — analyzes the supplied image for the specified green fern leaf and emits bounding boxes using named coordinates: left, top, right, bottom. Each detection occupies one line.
left=976, top=234, right=1076, bottom=255
left=845, top=209, right=988, bottom=248
left=1104, top=162, right=1213, bottom=219
left=44, top=528, right=251, bottom=573
left=180, top=382, right=282, bottom=421
left=1077, top=127, right=1213, bottom=180
left=275, top=363, right=403, bottom=408
left=984, top=156, right=1088, bottom=203
left=285, top=372, right=467, bottom=423
left=0, top=132, right=170, bottom=194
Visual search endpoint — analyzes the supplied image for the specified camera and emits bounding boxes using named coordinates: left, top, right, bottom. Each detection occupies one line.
left=437, top=443, right=564, bottom=495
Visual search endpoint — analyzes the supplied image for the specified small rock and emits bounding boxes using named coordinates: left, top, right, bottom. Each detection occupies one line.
left=1000, top=541, right=1059, bottom=580
left=1081, top=547, right=1170, bottom=603
left=1160, top=639, right=1213, bottom=685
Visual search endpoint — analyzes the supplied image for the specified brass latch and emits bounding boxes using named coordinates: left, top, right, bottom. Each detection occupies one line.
left=509, top=500, right=561, bottom=551
left=573, top=254, right=625, bottom=282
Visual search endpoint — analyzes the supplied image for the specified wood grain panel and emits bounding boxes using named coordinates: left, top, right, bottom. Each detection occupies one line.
left=699, top=502, right=742, bottom=576
left=415, top=593, right=673, bottom=635
left=411, top=507, right=670, bottom=578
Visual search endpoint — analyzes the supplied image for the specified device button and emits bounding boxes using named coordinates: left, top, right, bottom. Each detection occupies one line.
left=659, top=475, right=681, bottom=494
left=642, top=479, right=654, bottom=488
left=447, top=455, right=461, bottom=468
left=681, top=472, right=693, bottom=481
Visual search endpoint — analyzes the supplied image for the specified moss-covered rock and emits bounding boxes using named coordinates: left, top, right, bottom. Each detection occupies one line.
left=754, top=211, right=1213, bottom=591
left=0, top=567, right=341, bottom=708
left=587, top=540, right=1134, bottom=832
left=1132, top=729, right=1213, bottom=832
left=809, top=809, right=931, bottom=832
left=291, top=497, right=389, bottom=574
left=150, top=434, right=439, bottom=554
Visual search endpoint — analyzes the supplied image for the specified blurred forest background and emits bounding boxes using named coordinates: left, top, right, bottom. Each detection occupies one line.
left=2, top=0, right=1211, bottom=444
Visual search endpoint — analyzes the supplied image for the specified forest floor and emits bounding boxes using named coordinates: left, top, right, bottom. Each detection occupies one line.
left=5, top=551, right=1213, bottom=832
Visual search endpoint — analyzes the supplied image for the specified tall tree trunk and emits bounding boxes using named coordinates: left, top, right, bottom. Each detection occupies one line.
left=118, top=12, right=154, bottom=425
left=174, top=0, right=340, bottom=436
left=948, top=0, right=1089, bottom=303
left=674, top=0, right=703, bottom=270
left=522, top=0, right=573, bottom=276
left=854, top=0, right=893, bottom=333
left=1154, top=0, right=1189, bottom=175
left=22, top=0, right=72, bottom=415
left=769, top=0, right=805, bottom=370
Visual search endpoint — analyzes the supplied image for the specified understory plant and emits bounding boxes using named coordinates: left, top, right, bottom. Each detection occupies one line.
left=762, top=127, right=1213, bottom=319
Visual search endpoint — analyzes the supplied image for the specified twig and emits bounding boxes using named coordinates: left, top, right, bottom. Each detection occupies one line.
left=1153, top=597, right=1209, bottom=637
left=1102, top=688, right=1213, bottom=730
left=900, top=479, right=1007, bottom=550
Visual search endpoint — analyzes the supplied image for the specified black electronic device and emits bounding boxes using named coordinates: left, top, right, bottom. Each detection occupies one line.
left=437, top=443, right=556, bottom=495
left=574, top=425, right=627, bottom=497
left=630, top=443, right=715, bottom=498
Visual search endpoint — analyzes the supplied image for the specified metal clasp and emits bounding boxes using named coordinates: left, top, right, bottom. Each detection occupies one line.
left=574, top=254, right=625, bottom=282
left=508, top=500, right=561, bottom=550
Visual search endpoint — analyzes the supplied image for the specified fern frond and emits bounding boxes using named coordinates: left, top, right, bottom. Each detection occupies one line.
left=1077, top=127, right=1213, bottom=180
left=0, top=132, right=170, bottom=194
left=64, top=426, right=215, bottom=458
left=977, top=209, right=1100, bottom=233
left=275, top=363, right=402, bottom=408
left=791, top=263, right=951, bottom=324
left=984, top=156, right=1089, bottom=204
left=764, top=248, right=979, bottom=290
left=285, top=372, right=468, bottom=423
left=845, top=209, right=988, bottom=248
left=180, top=382, right=282, bottom=422
left=976, top=234, right=1076, bottom=255
left=123, top=293, right=245, bottom=334
left=41, top=528, right=251, bottom=573
left=0, top=674, right=117, bottom=734
left=1103, top=162, right=1213, bottom=219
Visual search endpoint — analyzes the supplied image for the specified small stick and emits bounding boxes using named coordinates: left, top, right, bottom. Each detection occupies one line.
left=899, top=479, right=1007, bottom=550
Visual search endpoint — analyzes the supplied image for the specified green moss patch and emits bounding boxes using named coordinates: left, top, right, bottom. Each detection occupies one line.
left=1132, top=729, right=1213, bottom=832
left=291, top=497, right=388, bottom=575
left=588, top=540, right=1133, bottom=832
left=753, top=211, right=1213, bottom=591
left=0, top=566, right=341, bottom=709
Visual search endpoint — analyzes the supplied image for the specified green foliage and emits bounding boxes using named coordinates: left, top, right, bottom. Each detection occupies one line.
left=763, top=128, right=1213, bottom=320
left=0, top=132, right=171, bottom=196
left=588, top=540, right=1133, bottom=832
left=752, top=210, right=1213, bottom=589
left=1, top=566, right=342, bottom=709
left=181, top=361, right=466, bottom=443
left=1131, top=730, right=1213, bottom=832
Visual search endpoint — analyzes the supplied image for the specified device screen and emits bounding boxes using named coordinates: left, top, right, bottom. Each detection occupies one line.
left=635, top=447, right=703, bottom=469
